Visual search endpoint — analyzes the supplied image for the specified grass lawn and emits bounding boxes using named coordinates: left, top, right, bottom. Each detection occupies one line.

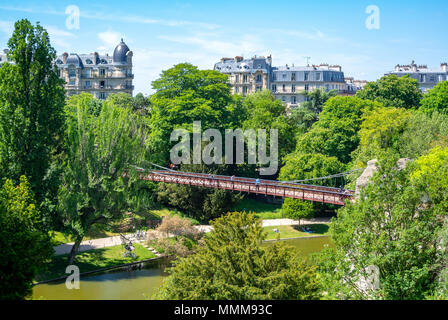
left=233, top=197, right=283, bottom=220
left=263, top=224, right=330, bottom=240
left=36, top=243, right=156, bottom=282
left=50, top=224, right=123, bottom=246
left=147, top=205, right=201, bottom=225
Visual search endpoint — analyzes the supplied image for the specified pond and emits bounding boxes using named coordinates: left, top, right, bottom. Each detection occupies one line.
left=32, top=236, right=333, bottom=300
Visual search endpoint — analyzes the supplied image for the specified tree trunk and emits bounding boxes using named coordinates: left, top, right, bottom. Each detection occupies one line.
left=67, top=236, right=83, bottom=266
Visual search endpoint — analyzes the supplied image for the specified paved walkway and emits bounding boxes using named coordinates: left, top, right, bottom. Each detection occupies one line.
left=53, top=218, right=331, bottom=255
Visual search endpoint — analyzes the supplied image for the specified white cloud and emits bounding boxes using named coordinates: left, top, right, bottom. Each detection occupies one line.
left=97, top=31, right=122, bottom=53
left=0, top=20, right=14, bottom=36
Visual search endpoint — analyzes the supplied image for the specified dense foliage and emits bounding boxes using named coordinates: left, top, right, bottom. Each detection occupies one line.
left=0, top=176, right=53, bottom=299
left=0, top=19, right=65, bottom=226
left=156, top=211, right=321, bottom=300
left=59, top=94, right=148, bottom=264
left=356, top=74, right=422, bottom=109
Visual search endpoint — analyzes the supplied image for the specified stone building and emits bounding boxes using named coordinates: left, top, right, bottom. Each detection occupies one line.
left=1, top=40, right=134, bottom=100
left=214, top=55, right=355, bottom=108
left=386, top=61, right=448, bottom=92
left=214, top=55, right=272, bottom=96
left=56, top=39, right=134, bottom=99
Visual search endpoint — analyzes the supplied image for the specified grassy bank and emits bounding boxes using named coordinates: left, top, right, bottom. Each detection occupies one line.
left=263, top=224, right=330, bottom=240
left=233, top=198, right=283, bottom=219
left=36, top=243, right=156, bottom=282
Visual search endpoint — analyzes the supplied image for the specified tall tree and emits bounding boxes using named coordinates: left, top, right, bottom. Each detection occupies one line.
left=59, top=97, right=148, bottom=265
left=316, top=156, right=444, bottom=299
left=156, top=211, right=321, bottom=300
left=356, top=74, right=422, bottom=109
left=419, top=81, right=448, bottom=115
left=0, top=176, right=53, bottom=300
left=0, top=20, right=65, bottom=205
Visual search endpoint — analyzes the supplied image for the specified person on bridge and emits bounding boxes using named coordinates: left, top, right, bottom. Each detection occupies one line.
left=256, top=178, right=260, bottom=185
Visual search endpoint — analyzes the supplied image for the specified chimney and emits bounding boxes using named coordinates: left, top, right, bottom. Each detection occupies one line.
left=267, top=54, right=272, bottom=66
left=234, top=56, right=243, bottom=62
left=441, top=63, right=447, bottom=72
left=94, top=52, right=99, bottom=64
left=62, top=52, right=68, bottom=64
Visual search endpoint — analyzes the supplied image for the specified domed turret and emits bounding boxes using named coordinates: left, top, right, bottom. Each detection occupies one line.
left=113, top=38, right=130, bottom=64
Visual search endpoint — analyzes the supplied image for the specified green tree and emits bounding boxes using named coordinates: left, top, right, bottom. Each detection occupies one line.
left=59, top=98, right=148, bottom=265
left=0, top=19, right=65, bottom=210
left=149, top=63, right=237, bottom=165
left=356, top=74, right=422, bottom=109
left=352, top=107, right=412, bottom=167
left=242, top=89, right=299, bottom=161
left=0, top=176, right=53, bottom=300
left=296, top=96, right=381, bottom=163
left=282, top=198, right=314, bottom=226
left=317, top=156, right=443, bottom=299
left=156, top=211, right=321, bottom=300
left=420, top=81, right=448, bottom=114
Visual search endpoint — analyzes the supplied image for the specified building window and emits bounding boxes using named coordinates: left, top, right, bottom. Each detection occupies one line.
left=69, top=69, right=76, bottom=78
left=69, top=78, right=75, bottom=86
left=272, top=73, right=277, bottom=81
left=420, top=74, right=426, bottom=82
left=83, top=69, right=91, bottom=78
left=304, top=72, right=309, bottom=81
left=243, top=75, right=248, bottom=83
left=235, top=86, right=239, bottom=93
left=235, top=75, right=239, bottom=83
left=305, top=84, right=309, bottom=92
left=99, top=92, right=106, bottom=99
left=100, top=81, right=105, bottom=88
left=291, top=96, right=296, bottom=104
left=99, top=69, right=105, bottom=76
left=316, top=72, right=321, bottom=81
left=291, top=73, right=296, bottom=81
left=282, top=96, right=286, bottom=102
left=272, top=84, right=277, bottom=92
left=439, top=75, right=445, bottom=82
left=292, top=84, right=296, bottom=93
left=85, top=81, right=91, bottom=88
left=282, top=73, right=287, bottom=79
left=256, top=74, right=262, bottom=83
left=256, top=86, right=262, bottom=92
left=242, top=86, right=247, bottom=95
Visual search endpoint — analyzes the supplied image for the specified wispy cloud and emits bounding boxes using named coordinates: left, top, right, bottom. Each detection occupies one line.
left=0, top=5, right=219, bottom=30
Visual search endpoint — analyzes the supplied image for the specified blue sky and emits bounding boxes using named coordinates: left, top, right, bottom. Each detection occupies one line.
left=1, top=0, right=447, bottom=95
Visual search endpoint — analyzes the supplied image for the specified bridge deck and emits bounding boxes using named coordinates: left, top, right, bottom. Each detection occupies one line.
left=137, top=170, right=353, bottom=206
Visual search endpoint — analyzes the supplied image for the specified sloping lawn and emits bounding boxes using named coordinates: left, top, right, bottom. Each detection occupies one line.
left=263, top=224, right=330, bottom=240
left=233, top=198, right=283, bottom=219
left=36, top=243, right=156, bottom=282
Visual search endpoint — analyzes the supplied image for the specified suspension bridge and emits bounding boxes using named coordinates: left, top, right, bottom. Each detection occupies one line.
left=134, top=166, right=356, bottom=206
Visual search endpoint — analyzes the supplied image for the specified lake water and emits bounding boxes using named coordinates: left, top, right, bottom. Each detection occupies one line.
left=32, top=236, right=332, bottom=300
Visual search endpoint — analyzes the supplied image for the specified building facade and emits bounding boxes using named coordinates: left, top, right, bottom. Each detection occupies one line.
left=1, top=40, right=134, bottom=100
left=214, top=55, right=355, bottom=107
left=56, top=39, right=134, bottom=99
left=386, top=61, right=448, bottom=92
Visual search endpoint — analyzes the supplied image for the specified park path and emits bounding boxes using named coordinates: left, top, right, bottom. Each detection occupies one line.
left=53, top=218, right=331, bottom=256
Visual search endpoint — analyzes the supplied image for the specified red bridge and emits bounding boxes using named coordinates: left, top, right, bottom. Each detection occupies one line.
left=137, top=169, right=354, bottom=206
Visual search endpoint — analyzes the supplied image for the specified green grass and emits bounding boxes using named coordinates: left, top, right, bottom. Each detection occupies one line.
left=147, top=205, right=201, bottom=225
left=36, top=243, right=156, bottom=282
left=263, top=224, right=330, bottom=240
left=233, top=198, right=283, bottom=220
left=50, top=225, right=124, bottom=246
